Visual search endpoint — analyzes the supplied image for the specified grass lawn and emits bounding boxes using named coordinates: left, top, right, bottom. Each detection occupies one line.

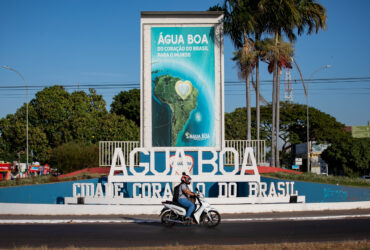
left=263, top=172, right=370, bottom=188
left=0, top=173, right=106, bottom=187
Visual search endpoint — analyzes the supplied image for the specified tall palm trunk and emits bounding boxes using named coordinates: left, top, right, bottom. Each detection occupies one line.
left=276, top=67, right=281, bottom=168
left=271, top=32, right=282, bottom=167
left=256, top=60, right=260, bottom=141
left=273, top=32, right=281, bottom=167
left=255, top=34, right=261, bottom=141
left=271, top=61, right=277, bottom=167
left=246, top=73, right=251, bottom=141
left=243, top=32, right=252, bottom=141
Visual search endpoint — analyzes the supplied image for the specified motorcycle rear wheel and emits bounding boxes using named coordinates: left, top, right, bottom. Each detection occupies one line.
left=161, top=210, right=176, bottom=227
left=201, top=210, right=221, bottom=227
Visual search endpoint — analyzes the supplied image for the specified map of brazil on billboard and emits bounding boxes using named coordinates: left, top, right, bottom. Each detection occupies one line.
left=151, top=27, right=215, bottom=147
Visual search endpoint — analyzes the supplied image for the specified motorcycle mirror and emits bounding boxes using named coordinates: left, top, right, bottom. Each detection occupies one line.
left=195, top=187, right=199, bottom=192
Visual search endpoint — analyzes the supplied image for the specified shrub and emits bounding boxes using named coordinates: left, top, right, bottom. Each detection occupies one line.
left=49, top=142, right=98, bottom=174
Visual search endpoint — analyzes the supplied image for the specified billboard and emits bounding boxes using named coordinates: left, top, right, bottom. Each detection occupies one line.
left=141, top=12, right=224, bottom=150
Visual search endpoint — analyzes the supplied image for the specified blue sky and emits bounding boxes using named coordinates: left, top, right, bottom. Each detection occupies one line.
left=0, top=0, right=369, bottom=126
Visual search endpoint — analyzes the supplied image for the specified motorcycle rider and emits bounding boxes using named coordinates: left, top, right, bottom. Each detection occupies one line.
left=177, top=173, right=198, bottom=222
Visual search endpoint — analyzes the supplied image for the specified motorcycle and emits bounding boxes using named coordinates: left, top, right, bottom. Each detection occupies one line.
left=160, top=188, right=221, bottom=227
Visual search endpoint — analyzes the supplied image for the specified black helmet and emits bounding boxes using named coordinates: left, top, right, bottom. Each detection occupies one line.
left=181, top=172, right=191, bottom=184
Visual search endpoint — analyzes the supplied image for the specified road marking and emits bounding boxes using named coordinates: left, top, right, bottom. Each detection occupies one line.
left=223, top=214, right=370, bottom=222
left=0, top=214, right=369, bottom=224
left=0, top=219, right=158, bottom=224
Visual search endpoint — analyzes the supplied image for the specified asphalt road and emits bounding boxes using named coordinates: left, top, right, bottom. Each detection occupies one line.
left=0, top=217, right=369, bottom=248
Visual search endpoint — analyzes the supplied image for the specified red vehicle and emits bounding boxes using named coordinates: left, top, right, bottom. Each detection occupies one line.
left=43, top=163, right=50, bottom=175
left=0, top=163, right=11, bottom=180
left=29, top=162, right=40, bottom=175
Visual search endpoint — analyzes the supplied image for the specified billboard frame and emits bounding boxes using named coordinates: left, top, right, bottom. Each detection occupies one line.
left=140, top=11, right=224, bottom=150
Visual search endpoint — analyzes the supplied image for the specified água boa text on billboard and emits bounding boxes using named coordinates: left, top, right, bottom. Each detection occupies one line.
left=69, top=147, right=305, bottom=204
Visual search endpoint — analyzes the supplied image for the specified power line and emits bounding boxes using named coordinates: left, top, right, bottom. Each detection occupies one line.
left=0, top=76, right=370, bottom=90
left=225, top=76, right=370, bottom=85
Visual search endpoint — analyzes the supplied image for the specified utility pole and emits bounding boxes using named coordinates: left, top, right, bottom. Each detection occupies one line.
left=2, top=66, right=29, bottom=169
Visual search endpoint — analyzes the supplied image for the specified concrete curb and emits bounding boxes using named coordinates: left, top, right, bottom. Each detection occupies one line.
left=1, top=201, right=370, bottom=215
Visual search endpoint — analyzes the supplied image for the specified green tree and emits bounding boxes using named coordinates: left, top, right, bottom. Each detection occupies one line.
left=322, top=137, right=370, bottom=177
left=28, top=126, right=49, bottom=162
left=69, top=89, right=108, bottom=143
left=31, top=86, right=110, bottom=147
left=97, top=113, right=139, bottom=141
left=31, top=86, right=73, bottom=147
left=278, top=102, right=346, bottom=151
left=226, top=107, right=253, bottom=140
left=225, top=103, right=346, bottom=166
left=110, top=89, right=140, bottom=126
left=0, top=86, right=139, bottom=167
left=0, top=104, right=38, bottom=162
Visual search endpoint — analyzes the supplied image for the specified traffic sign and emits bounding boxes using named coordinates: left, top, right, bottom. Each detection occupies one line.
left=295, top=158, right=303, bottom=165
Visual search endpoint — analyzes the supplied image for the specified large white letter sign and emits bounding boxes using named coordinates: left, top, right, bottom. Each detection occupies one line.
left=248, top=182, right=258, bottom=197
left=240, top=148, right=259, bottom=176
left=130, top=148, right=149, bottom=176
left=196, top=183, right=206, bottom=195
left=67, top=145, right=306, bottom=205
left=104, top=183, right=114, bottom=198
left=228, top=182, right=237, bottom=198
left=114, top=183, right=124, bottom=198
left=218, top=183, right=228, bottom=198
left=163, top=183, right=172, bottom=199
left=150, top=149, right=171, bottom=176
left=152, top=183, right=162, bottom=198
left=171, top=149, right=190, bottom=175
left=73, top=183, right=80, bottom=197
left=219, top=148, right=239, bottom=175
left=94, top=183, right=104, bottom=197
left=109, top=148, right=128, bottom=182
left=133, top=183, right=142, bottom=198
left=107, top=147, right=262, bottom=183
left=198, top=150, right=218, bottom=175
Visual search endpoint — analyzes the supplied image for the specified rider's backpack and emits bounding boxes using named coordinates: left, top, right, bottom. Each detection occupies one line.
left=172, top=184, right=181, bottom=202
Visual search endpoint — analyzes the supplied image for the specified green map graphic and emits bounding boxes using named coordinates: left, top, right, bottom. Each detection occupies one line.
left=153, top=74, right=198, bottom=146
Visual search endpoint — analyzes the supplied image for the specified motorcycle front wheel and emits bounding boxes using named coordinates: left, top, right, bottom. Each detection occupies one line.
left=161, top=210, right=176, bottom=227
left=201, top=210, right=221, bottom=227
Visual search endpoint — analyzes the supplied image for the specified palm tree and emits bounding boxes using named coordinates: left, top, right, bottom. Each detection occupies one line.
left=257, top=0, right=298, bottom=167
left=220, top=0, right=261, bottom=141
left=260, top=38, right=294, bottom=166
left=251, top=9, right=266, bottom=142
left=258, top=0, right=326, bottom=167
left=232, top=44, right=258, bottom=140
left=295, top=0, right=327, bottom=36
left=212, top=0, right=326, bottom=168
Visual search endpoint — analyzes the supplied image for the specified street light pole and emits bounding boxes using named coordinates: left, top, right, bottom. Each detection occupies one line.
left=306, top=64, right=331, bottom=173
left=2, top=65, right=29, bottom=169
